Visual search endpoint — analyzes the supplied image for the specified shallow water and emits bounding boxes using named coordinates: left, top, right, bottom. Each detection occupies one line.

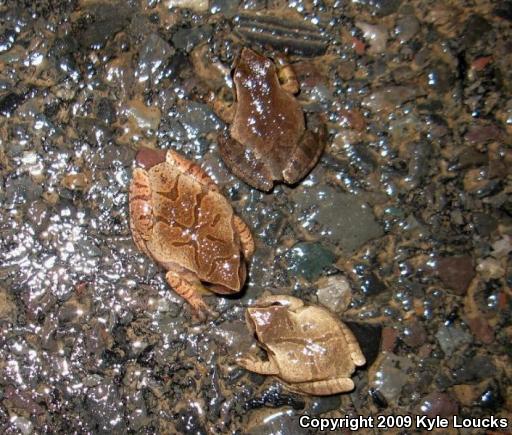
left=0, top=0, right=511, bottom=433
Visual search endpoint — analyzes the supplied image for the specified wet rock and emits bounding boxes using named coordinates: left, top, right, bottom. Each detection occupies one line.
left=355, top=21, right=388, bottom=54
left=452, top=355, right=495, bottom=383
left=246, top=410, right=307, bottom=435
left=426, top=61, right=455, bottom=93
left=293, top=185, right=383, bottom=252
left=361, top=0, right=402, bottom=16
left=212, top=319, right=253, bottom=353
left=310, top=395, right=342, bottom=415
left=175, top=406, right=207, bottom=434
left=172, top=25, right=213, bottom=52
left=0, top=286, right=17, bottom=322
left=167, top=0, right=209, bottom=12
left=472, top=212, right=498, bottom=237
left=436, top=256, right=475, bottom=295
left=136, top=33, right=175, bottom=84
left=96, top=98, right=117, bottom=126
left=494, top=1, right=512, bottom=21
left=124, top=99, right=161, bottom=131
left=465, top=123, right=503, bottom=144
left=234, top=13, right=328, bottom=56
left=285, top=242, right=335, bottom=281
left=435, top=324, right=472, bottom=355
left=372, top=353, right=413, bottom=402
left=361, top=272, right=387, bottom=296
left=381, top=326, right=398, bottom=353
left=8, top=416, right=33, bottom=435
left=0, top=28, right=16, bottom=53
left=77, top=3, right=132, bottom=48
left=477, top=381, right=503, bottom=410
left=177, top=101, right=223, bottom=138
left=491, top=235, right=512, bottom=258
left=316, top=275, right=352, bottom=313
left=406, top=140, right=433, bottom=188
left=395, top=15, right=420, bottom=43
left=476, top=257, right=504, bottom=280
left=0, top=92, right=25, bottom=117
left=462, top=15, right=491, bottom=48
left=246, top=384, right=305, bottom=410
left=418, top=392, right=459, bottom=417
left=211, top=0, right=240, bottom=17
left=402, top=321, right=427, bottom=348
left=362, top=86, right=422, bottom=112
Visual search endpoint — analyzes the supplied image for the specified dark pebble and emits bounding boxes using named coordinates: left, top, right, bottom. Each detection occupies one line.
left=494, top=1, right=512, bottom=20
left=418, top=392, right=459, bottom=417
left=310, top=395, right=342, bottom=415
left=0, top=92, right=25, bottom=117
left=361, top=272, right=387, bottom=296
left=452, top=355, right=496, bottom=383
left=245, top=384, right=305, bottom=410
left=175, top=408, right=208, bottom=435
left=473, top=212, right=498, bottom=236
left=477, top=382, right=503, bottom=410
left=436, top=256, right=475, bottom=295
left=402, top=321, right=427, bottom=348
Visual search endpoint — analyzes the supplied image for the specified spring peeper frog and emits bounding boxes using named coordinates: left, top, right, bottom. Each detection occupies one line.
left=237, top=295, right=366, bottom=395
left=129, top=147, right=254, bottom=319
left=215, top=48, right=327, bottom=191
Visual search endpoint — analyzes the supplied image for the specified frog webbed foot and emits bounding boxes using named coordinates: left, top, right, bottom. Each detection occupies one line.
left=282, top=121, right=327, bottom=185
left=218, top=133, right=274, bottom=191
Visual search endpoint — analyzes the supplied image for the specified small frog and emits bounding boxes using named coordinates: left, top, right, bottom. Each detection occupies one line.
left=215, top=48, right=326, bottom=191
left=237, top=295, right=366, bottom=395
left=129, top=147, right=254, bottom=319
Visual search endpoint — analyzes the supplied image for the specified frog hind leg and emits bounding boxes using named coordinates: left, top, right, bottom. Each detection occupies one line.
left=165, top=270, right=217, bottom=321
left=218, top=132, right=274, bottom=192
left=237, top=353, right=280, bottom=375
left=233, top=216, right=255, bottom=259
left=282, top=123, right=327, bottom=185
left=129, top=168, right=154, bottom=258
left=293, top=377, right=355, bottom=395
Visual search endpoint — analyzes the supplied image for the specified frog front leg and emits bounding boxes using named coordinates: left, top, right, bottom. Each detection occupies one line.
left=218, top=132, right=275, bottom=191
left=293, top=377, right=355, bottom=395
left=237, top=352, right=280, bottom=375
left=282, top=122, right=327, bottom=185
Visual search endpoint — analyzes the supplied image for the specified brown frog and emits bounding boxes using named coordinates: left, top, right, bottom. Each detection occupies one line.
left=237, top=295, right=366, bottom=395
left=129, top=147, right=254, bottom=319
left=215, top=48, right=326, bottom=191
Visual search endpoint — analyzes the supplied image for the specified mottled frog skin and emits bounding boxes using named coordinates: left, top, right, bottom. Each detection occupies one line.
left=216, top=48, right=326, bottom=191
left=237, top=295, right=366, bottom=395
left=129, top=148, right=254, bottom=319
